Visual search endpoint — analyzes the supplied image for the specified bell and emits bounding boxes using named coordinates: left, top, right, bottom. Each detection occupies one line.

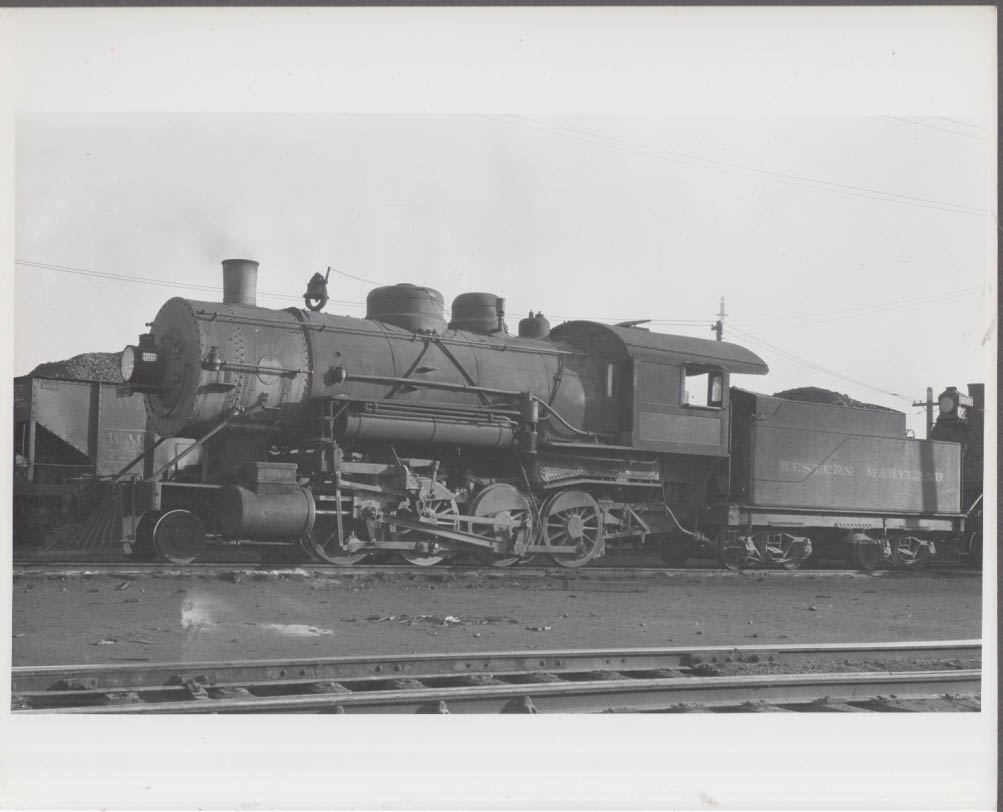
left=303, top=267, right=331, bottom=312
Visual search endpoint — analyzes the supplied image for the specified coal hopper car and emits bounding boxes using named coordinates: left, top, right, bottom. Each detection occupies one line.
left=13, top=374, right=195, bottom=552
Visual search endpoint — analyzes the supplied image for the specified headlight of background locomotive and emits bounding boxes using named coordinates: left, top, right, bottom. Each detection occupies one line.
left=937, top=386, right=973, bottom=422
left=120, top=334, right=163, bottom=393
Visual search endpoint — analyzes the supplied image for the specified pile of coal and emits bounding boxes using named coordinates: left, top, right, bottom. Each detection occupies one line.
left=773, top=386, right=899, bottom=414
left=30, top=352, right=122, bottom=383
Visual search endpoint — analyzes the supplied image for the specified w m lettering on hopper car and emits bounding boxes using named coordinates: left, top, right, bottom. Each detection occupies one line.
left=102, top=259, right=980, bottom=570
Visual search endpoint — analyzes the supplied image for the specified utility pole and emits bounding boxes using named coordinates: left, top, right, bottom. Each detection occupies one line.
left=711, top=296, right=726, bottom=341
left=912, top=386, right=935, bottom=438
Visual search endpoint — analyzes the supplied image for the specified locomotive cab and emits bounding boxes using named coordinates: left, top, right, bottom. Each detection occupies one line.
left=549, top=321, right=767, bottom=456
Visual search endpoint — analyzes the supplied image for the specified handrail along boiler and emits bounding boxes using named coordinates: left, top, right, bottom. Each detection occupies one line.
left=116, top=260, right=973, bottom=569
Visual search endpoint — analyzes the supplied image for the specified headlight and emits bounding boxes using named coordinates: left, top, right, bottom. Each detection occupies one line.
left=938, top=395, right=956, bottom=414
left=120, top=345, right=138, bottom=382
left=120, top=340, right=161, bottom=392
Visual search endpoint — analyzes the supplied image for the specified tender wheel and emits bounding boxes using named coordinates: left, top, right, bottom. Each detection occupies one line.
left=849, top=538, right=884, bottom=571
left=126, top=512, right=159, bottom=562
left=715, top=530, right=745, bottom=570
left=302, top=520, right=367, bottom=566
left=802, top=536, right=825, bottom=568
left=890, top=536, right=932, bottom=569
left=764, top=534, right=812, bottom=570
left=540, top=489, right=603, bottom=568
left=468, top=483, right=536, bottom=567
left=395, top=479, right=459, bottom=567
left=152, top=509, right=206, bottom=564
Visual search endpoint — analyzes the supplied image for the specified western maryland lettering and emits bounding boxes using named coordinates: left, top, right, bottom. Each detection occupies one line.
left=778, top=460, right=943, bottom=482
left=778, top=460, right=855, bottom=477
left=865, top=466, right=943, bottom=483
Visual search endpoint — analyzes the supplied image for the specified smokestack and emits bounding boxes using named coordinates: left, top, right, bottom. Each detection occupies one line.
left=222, top=259, right=258, bottom=305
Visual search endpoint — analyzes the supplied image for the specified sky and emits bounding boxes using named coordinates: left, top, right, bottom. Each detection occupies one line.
left=1, top=7, right=997, bottom=810
left=14, top=111, right=994, bottom=437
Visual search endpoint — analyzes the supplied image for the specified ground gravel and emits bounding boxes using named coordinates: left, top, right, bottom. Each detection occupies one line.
left=11, top=569, right=981, bottom=667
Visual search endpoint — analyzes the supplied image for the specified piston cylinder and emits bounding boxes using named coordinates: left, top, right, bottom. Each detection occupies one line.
left=219, top=485, right=316, bottom=540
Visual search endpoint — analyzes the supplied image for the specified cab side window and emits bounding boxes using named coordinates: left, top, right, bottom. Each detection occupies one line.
left=682, top=368, right=724, bottom=408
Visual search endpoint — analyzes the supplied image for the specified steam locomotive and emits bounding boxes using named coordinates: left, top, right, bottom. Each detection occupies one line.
left=115, top=259, right=979, bottom=569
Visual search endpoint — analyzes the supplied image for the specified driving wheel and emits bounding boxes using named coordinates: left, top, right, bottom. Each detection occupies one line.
left=468, top=483, right=536, bottom=567
left=540, top=489, right=603, bottom=568
left=395, top=479, right=459, bottom=566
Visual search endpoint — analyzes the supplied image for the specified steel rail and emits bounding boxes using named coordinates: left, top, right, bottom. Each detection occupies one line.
left=11, top=563, right=983, bottom=578
left=14, top=669, right=980, bottom=715
left=12, top=640, right=980, bottom=713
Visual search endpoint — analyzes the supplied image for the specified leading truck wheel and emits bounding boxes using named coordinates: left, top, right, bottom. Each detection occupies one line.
left=152, top=510, right=206, bottom=564
left=301, top=522, right=368, bottom=566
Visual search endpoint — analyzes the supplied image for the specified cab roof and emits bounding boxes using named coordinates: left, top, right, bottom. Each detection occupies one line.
left=550, top=321, right=769, bottom=375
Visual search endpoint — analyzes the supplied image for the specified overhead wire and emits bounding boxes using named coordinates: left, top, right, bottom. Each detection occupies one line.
left=725, top=324, right=917, bottom=403
left=730, top=285, right=983, bottom=323
left=15, top=259, right=366, bottom=307
left=328, top=266, right=384, bottom=287
left=487, top=115, right=987, bottom=217
left=751, top=291, right=982, bottom=334
left=730, top=287, right=984, bottom=334
left=884, top=116, right=987, bottom=141
left=933, top=116, right=987, bottom=131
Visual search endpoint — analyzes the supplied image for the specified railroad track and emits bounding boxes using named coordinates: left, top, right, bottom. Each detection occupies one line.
left=12, top=562, right=982, bottom=579
left=12, top=640, right=981, bottom=714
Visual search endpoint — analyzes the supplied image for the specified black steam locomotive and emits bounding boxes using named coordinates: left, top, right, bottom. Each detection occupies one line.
left=115, top=260, right=979, bottom=569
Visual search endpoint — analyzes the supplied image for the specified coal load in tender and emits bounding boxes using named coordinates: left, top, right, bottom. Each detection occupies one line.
left=30, top=352, right=122, bottom=383
left=773, top=386, right=899, bottom=413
